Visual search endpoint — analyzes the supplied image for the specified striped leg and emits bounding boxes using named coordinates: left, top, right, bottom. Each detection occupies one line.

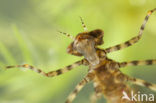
left=127, top=77, right=156, bottom=92
left=6, top=59, right=86, bottom=77
left=105, top=8, right=156, bottom=53
left=65, top=77, right=90, bottom=103
left=80, top=16, right=88, bottom=31
left=119, top=59, right=156, bottom=68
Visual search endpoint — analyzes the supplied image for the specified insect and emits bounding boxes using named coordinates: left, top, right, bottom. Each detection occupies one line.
left=6, top=8, right=156, bottom=103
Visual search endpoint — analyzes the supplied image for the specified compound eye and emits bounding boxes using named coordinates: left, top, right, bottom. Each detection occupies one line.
left=89, top=29, right=103, bottom=38
left=89, top=29, right=104, bottom=45
left=67, top=42, right=82, bottom=56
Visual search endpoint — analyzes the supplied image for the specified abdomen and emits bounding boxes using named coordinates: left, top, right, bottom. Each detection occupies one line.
left=92, top=62, right=136, bottom=103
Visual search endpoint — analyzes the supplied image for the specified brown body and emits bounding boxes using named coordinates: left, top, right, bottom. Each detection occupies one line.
left=90, top=58, right=133, bottom=103
left=85, top=48, right=133, bottom=103
left=6, top=9, right=156, bottom=103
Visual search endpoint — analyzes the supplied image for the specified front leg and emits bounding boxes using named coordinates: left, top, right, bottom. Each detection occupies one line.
left=6, top=59, right=88, bottom=77
left=105, top=8, right=156, bottom=53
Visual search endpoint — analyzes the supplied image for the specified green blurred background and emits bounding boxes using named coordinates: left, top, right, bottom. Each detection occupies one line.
left=0, top=0, right=156, bottom=103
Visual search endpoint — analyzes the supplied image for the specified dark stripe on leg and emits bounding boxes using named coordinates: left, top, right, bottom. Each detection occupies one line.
left=105, top=8, right=156, bottom=53
left=119, top=60, right=156, bottom=68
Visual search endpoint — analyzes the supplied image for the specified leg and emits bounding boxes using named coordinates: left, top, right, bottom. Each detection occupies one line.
left=58, top=31, right=75, bottom=40
left=6, top=59, right=86, bottom=77
left=119, top=59, right=156, bottom=68
left=65, top=77, right=90, bottom=103
left=105, top=8, right=156, bottom=53
left=80, top=16, right=88, bottom=31
left=90, top=80, right=102, bottom=103
left=127, top=76, right=156, bottom=92
left=90, top=92, right=102, bottom=103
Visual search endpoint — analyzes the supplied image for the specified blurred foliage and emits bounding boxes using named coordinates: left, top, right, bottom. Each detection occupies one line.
left=0, top=0, right=156, bottom=103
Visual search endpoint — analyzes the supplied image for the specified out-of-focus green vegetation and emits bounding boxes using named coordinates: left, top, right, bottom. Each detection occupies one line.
left=0, top=0, right=156, bottom=103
